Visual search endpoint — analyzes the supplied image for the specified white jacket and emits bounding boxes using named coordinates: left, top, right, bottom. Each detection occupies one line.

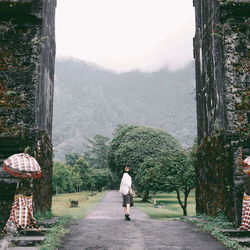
left=119, top=173, right=132, bottom=195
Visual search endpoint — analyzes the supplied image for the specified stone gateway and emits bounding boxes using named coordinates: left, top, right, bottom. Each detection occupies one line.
left=0, top=0, right=249, bottom=231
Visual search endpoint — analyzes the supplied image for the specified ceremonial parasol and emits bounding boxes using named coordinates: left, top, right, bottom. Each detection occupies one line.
left=3, top=153, right=42, bottom=179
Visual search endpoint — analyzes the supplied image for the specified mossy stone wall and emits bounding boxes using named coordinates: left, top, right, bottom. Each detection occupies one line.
left=0, top=0, right=56, bottom=230
left=194, top=0, right=250, bottom=224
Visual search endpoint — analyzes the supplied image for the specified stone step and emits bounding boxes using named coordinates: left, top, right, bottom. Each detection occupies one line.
left=38, top=217, right=58, bottom=228
left=19, top=228, right=51, bottom=236
left=220, top=229, right=250, bottom=237
left=229, top=237, right=250, bottom=246
left=11, top=236, right=45, bottom=247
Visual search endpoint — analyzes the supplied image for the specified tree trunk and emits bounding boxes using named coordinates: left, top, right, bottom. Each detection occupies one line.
left=152, top=191, right=157, bottom=205
left=183, top=206, right=187, bottom=216
left=176, top=190, right=186, bottom=215
left=182, top=190, right=190, bottom=216
left=142, top=190, right=149, bottom=201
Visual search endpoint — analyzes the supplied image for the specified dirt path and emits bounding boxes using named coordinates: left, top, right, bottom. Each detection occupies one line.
left=62, top=191, right=227, bottom=250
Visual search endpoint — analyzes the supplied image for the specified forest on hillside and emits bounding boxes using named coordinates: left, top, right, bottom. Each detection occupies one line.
left=52, top=59, right=197, bottom=160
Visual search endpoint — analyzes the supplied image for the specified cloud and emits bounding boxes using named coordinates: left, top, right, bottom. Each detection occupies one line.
left=56, top=0, right=195, bottom=72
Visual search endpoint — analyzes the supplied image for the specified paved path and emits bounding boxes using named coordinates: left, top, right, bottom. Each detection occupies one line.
left=62, top=191, right=227, bottom=250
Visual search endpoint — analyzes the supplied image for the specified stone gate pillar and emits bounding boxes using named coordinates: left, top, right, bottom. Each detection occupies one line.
left=193, top=0, right=250, bottom=224
left=0, top=0, right=56, bottom=230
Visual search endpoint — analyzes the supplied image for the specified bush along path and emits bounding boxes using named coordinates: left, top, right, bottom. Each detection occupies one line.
left=61, top=191, right=227, bottom=250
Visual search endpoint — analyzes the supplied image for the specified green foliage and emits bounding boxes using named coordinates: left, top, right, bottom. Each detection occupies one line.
left=108, top=125, right=181, bottom=177
left=52, top=161, right=82, bottom=194
left=181, top=214, right=244, bottom=250
left=161, top=144, right=195, bottom=216
left=84, top=134, right=110, bottom=169
left=53, top=153, right=114, bottom=193
left=196, top=213, right=234, bottom=229
left=162, top=150, right=195, bottom=194
left=91, top=168, right=113, bottom=192
left=39, top=216, right=71, bottom=250
left=219, top=0, right=247, bottom=6
left=74, top=157, right=94, bottom=190
left=34, top=211, right=54, bottom=222
left=135, top=157, right=164, bottom=195
left=65, top=152, right=82, bottom=166
left=108, top=124, right=194, bottom=205
left=135, top=148, right=195, bottom=215
left=196, top=131, right=234, bottom=217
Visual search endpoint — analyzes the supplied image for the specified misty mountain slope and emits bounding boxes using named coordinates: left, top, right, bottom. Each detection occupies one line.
left=53, top=59, right=197, bottom=159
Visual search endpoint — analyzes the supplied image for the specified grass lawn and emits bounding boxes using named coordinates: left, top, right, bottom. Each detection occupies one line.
left=52, top=191, right=107, bottom=218
left=134, top=190, right=196, bottom=219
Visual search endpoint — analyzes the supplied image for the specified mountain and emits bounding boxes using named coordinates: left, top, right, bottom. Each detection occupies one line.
left=52, top=58, right=197, bottom=160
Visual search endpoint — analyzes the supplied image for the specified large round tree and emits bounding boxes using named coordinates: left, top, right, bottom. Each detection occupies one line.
left=108, top=125, right=182, bottom=199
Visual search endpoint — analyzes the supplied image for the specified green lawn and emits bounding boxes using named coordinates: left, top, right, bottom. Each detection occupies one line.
left=134, top=190, right=196, bottom=219
left=51, top=190, right=195, bottom=220
left=52, top=191, right=107, bottom=218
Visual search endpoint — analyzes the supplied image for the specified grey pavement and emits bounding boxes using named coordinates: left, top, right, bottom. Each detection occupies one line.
left=62, top=191, right=227, bottom=250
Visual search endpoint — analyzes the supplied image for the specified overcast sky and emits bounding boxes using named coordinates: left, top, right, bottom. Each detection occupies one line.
left=56, top=0, right=195, bottom=72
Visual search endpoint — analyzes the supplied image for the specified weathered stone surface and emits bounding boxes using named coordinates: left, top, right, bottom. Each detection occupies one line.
left=220, top=228, right=250, bottom=237
left=194, top=0, right=250, bottom=225
left=0, top=0, right=56, bottom=230
left=19, top=228, right=51, bottom=236
left=11, top=236, right=45, bottom=247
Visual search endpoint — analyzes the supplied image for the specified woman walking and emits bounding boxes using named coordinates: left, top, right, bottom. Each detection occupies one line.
left=119, top=166, right=135, bottom=220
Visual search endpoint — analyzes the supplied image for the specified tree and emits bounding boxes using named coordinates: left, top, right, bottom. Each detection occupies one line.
left=135, top=158, right=165, bottom=201
left=161, top=149, right=195, bottom=216
left=91, top=168, right=113, bottom=192
left=52, top=161, right=82, bottom=194
left=84, top=135, right=110, bottom=169
left=108, top=125, right=182, bottom=200
left=65, top=152, right=82, bottom=166
left=74, top=157, right=94, bottom=191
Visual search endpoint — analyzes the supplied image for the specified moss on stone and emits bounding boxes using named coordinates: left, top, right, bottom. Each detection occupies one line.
left=196, top=131, right=234, bottom=219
